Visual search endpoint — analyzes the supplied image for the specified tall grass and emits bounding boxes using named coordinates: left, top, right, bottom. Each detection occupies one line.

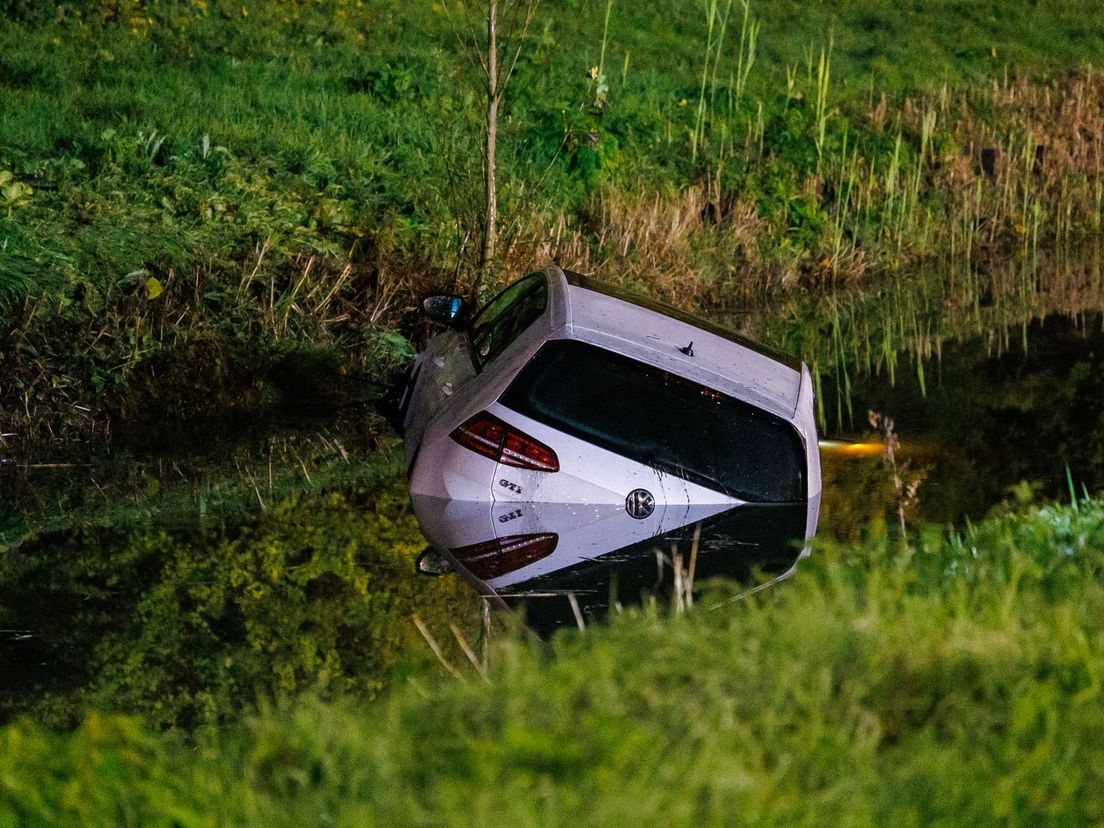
left=731, top=0, right=758, bottom=108
left=2, top=494, right=1103, bottom=824
left=5, top=1, right=1104, bottom=441
left=521, top=13, right=1104, bottom=302
left=813, top=36, right=832, bottom=171
left=692, top=0, right=733, bottom=162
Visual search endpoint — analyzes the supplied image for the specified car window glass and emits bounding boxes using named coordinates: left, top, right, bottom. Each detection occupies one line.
left=500, top=340, right=806, bottom=502
left=468, top=274, right=547, bottom=368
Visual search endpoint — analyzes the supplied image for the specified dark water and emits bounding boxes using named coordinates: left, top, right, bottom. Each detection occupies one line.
left=4, top=312, right=1101, bottom=546
left=820, top=312, right=1104, bottom=539
left=2, top=254, right=1103, bottom=722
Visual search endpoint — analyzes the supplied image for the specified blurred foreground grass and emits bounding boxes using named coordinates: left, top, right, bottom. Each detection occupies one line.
left=2, top=494, right=1102, bottom=825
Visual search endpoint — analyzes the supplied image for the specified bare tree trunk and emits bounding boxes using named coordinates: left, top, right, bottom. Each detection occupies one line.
left=444, top=0, right=536, bottom=294
left=481, top=0, right=499, bottom=275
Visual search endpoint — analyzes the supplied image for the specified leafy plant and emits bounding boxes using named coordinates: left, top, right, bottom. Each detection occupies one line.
left=0, top=171, right=32, bottom=217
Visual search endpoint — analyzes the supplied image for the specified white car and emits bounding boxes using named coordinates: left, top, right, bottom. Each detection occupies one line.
left=398, top=265, right=821, bottom=561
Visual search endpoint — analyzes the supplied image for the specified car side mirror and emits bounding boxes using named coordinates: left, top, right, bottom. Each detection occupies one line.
left=421, top=294, right=466, bottom=327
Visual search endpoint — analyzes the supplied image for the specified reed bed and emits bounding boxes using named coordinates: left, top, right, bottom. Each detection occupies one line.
left=509, top=66, right=1104, bottom=307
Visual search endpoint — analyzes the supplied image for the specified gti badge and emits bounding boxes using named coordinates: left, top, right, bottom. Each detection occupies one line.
left=625, top=488, right=656, bottom=520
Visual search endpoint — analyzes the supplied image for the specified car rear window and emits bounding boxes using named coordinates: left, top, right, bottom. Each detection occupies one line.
left=499, top=340, right=807, bottom=502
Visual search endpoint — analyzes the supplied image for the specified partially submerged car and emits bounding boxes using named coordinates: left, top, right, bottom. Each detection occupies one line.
left=399, top=265, right=820, bottom=538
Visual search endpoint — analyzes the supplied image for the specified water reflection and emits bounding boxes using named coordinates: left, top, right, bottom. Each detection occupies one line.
left=721, top=249, right=1104, bottom=535
left=744, top=247, right=1104, bottom=431
left=411, top=495, right=817, bottom=635
left=819, top=312, right=1104, bottom=535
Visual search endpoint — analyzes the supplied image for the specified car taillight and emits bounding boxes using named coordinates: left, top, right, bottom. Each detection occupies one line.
left=451, top=533, right=559, bottom=579
left=449, top=411, right=560, bottom=472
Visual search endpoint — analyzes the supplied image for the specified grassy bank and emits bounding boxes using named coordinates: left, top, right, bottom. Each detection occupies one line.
left=3, top=1, right=1104, bottom=441
left=1, top=493, right=1102, bottom=824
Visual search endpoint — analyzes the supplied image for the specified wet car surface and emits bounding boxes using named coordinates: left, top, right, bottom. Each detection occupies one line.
left=400, top=266, right=821, bottom=629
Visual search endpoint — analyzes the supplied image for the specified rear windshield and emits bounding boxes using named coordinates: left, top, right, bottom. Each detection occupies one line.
left=499, top=340, right=806, bottom=502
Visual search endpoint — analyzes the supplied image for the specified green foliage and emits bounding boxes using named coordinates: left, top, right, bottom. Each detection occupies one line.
left=1, top=5, right=1102, bottom=820
left=94, top=486, right=468, bottom=727
left=3, top=0, right=1104, bottom=435
left=0, top=480, right=471, bottom=730
left=0, top=170, right=33, bottom=215
left=2, top=496, right=1104, bottom=824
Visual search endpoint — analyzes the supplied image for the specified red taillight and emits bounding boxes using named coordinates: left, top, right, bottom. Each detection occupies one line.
left=449, top=411, right=559, bottom=472
left=451, top=533, right=559, bottom=579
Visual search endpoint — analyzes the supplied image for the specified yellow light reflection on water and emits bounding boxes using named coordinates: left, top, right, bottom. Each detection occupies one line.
left=818, top=440, right=886, bottom=458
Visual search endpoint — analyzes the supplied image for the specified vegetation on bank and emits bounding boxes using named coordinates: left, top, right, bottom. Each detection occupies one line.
left=3, top=4, right=1103, bottom=823
left=3, top=0, right=1104, bottom=440
left=1, top=492, right=1102, bottom=825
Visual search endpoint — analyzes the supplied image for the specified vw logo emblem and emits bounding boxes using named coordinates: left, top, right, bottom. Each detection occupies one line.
left=625, top=488, right=655, bottom=520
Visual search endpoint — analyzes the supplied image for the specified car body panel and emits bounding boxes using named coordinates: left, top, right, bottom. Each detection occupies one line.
left=405, top=265, right=821, bottom=558
left=409, top=491, right=813, bottom=634
left=410, top=494, right=739, bottom=593
left=401, top=329, right=475, bottom=457
left=487, top=401, right=677, bottom=508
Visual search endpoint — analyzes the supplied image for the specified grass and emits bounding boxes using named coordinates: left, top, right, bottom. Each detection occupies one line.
left=2, top=6, right=1104, bottom=820
left=3, top=1, right=1104, bottom=439
left=1, top=492, right=1103, bottom=824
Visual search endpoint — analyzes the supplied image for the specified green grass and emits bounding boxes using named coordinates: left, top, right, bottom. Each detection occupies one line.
left=4, top=1, right=1104, bottom=440
left=2, top=493, right=1103, bottom=824
left=3, top=7, right=1104, bottom=820
left=736, top=0, right=1104, bottom=90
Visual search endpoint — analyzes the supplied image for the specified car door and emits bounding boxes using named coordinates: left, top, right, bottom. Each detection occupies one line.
left=405, top=274, right=548, bottom=452
left=402, top=326, right=475, bottom=457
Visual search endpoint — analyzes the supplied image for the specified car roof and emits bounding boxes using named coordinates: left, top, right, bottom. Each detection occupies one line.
left=554, top=268, right=803, bottom=419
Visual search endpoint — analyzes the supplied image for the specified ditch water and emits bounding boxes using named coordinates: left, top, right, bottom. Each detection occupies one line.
left=2, top=251, right=1103, bottom=724
left=820, top=309, right=1104, bottom=539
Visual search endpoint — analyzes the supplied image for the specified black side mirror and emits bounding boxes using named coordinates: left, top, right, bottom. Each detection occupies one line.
left=421, top=294, right=466, bottom=327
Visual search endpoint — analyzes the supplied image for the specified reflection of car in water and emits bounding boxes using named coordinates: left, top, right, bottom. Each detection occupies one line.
left=397, top=265, right=821, bottom=630
left=411, top=494, right=815, bottom=635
